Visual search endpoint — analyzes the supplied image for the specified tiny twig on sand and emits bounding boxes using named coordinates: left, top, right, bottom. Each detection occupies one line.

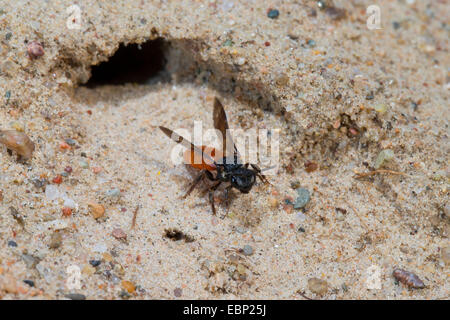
left=353, top=169, right=408, bottom=179
left=296, top=290, right=314, bottom=300
left=131, top=205, right=139, bottom=229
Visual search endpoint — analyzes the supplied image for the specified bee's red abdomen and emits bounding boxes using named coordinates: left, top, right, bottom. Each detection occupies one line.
left=183, top=145, right=222, bottom=171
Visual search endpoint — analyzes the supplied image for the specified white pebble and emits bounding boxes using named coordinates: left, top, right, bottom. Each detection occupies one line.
left=93, top=243, right=107, bottom=253
left=296, top=212, right=307, bottom=221
left=237, top=57, right=246, bottom=65
left=63, top=197, right=77, bottom=209
left=45, top=185, right=60, bottom=201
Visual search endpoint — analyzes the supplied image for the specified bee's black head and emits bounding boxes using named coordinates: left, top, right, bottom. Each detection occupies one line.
left=230, top=168, right=256, bottom=193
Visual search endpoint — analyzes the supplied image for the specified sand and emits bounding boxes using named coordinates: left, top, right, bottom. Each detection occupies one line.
left=0, top=0, right=448, bottom=299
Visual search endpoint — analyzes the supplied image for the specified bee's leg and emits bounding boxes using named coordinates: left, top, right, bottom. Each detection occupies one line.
left=220, top=185, right=233, bottom=219
left=205, top=170, right=219, bottom=181
left=209, top=181, right=222, bottom=215
left=250, top=163, right=261, bottom=172
left=197, top=171, right=217, bottom=197
left=250, top=164, right=271, bottom=185
left=182, top=170, right=205, bottom=199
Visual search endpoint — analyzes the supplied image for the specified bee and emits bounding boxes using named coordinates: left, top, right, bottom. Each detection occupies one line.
left=159, top=97, right=269, bottom=215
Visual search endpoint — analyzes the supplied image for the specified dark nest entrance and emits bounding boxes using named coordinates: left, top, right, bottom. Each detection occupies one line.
left=85, top=38, right=167, bottom=87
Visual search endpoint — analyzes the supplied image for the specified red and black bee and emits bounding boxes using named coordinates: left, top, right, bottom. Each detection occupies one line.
left=159, top=97, right=269, bottom=215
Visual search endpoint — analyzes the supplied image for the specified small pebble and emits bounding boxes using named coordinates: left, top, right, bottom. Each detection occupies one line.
left=59, top=141, right=71, bottom=150
left=304, top=161, right=318, bottom=173
left=317, top=0, right=326, bottom=9
left=235, top=226, right=247, bottom=234
left=79, top=160, right=89, bottom=169
left=82, top=264, right=96, bottom=275
left=65, top=293, right=86, bottom=300
left=268, top=197, right=278, bottom=209
left=65, top=138, right=76, bottom=146
left=237, top=264, right=247, bottom=276
left=52, top=175, right=63, bottom=184
left=374, top=104, right=388, bottom=114
left=21, top=254, right=40, bottom=269
left=63, top=197, right=77, bottom=209
left=236, top=57, right=246, bottom=65
left=290, top=181, right=301, bottom=189
left=27, top=41, right=44, bottom=59
left=282, top=199, right=294, bottom=214
left=102, top=252, right=113, bottom=262
left=112, top=228, right=127, bottom=240
left=122, top=280, right=135, bottom=293
left=325, top=6, right=347, bottom=20
left=294, top=188, right=311, bottom=209
left=349, top=128, right=358, bottom=136
left=23, top=280, right=34, bottom=287
left=307, top=39, right=316, bottom=47
left=93, top=243, right=107, bottom=253
left=242, top=245, right=254, bottom=256
left=92, top=167, right=102, bottom=174
left=308, top=277, right=328, bottom=295
left=0, top=130, right=35, bottom=160
left=89, top=260, right=101, bottom=267
left=8, top=240, right=17, bottom=247
left=267, top=9, right=279, bottom=19
left=88, top=202, right=105, bottom=219
left=32, top=178, right=46, bottom=188
left=374, top=149, right=394, bottom=169
left=174, top=287, right=182, bottom=297
left=62, top=207, right=72, bottom=217
left=105, top=188, right=121, bottom=197
left=392, top=268, right=425, bottom=289
left=64, top=166, right=73, bottom=173
left=223, top=39, right=233, bottom=47
left=49, top=232, right=62, bottom=249
left=45, top=184, right=60, bottom=200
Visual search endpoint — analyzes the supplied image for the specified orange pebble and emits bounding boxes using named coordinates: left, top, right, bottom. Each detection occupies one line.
left=59, top=141, right=71, bottom=150
left=62, top=207, right=72, bottom=217
left=122, top=280, right=136, bottom=294
left=92, top=167, right=102, bottom=174
left=52, top=175, right=62, bottom=184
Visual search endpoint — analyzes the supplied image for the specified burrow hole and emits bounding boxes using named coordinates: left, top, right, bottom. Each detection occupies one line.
left=85, top=38, right=167, bottom=87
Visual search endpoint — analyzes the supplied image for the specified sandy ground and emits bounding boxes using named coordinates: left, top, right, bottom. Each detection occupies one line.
left=0, top=0, right=448, bottom=299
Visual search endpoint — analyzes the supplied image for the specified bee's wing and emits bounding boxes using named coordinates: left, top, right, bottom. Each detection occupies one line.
left=213, top=97, right=241, bottom=163
left=159, top=126, right=215, bottom=164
